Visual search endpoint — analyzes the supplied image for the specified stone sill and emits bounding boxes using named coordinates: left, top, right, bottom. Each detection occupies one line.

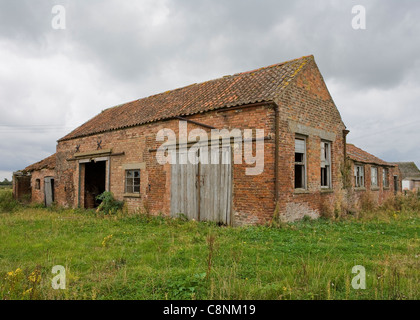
left=321, top=188, right=334, bottom=194
left=294, top=189, right=310, bottom=194
left=383, top=187, right=390, bottom=190
left=123, top=193, right=141, bottom=198
left=371, top=187, right=380, bottom=191
left=355, top=187, right=366, bottom=191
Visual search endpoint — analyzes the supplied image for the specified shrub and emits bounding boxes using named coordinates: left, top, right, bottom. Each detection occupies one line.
left=95, top=192, right=124, bottom=215
left=360, top=192, right=377, bottom=212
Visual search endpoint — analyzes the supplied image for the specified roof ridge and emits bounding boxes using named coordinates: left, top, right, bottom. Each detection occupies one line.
left=233, top=55, right=314, bottom=77
left=123, top=55, right=315, bottom=104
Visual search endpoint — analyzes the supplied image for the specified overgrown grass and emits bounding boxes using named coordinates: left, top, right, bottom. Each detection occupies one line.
left=0, top=188, right=20, bottom=213
left=0, top=188, right=418, bottom=300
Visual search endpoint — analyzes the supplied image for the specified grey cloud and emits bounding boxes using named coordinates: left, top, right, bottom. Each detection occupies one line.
left=0, top=0, right=420, bottom=178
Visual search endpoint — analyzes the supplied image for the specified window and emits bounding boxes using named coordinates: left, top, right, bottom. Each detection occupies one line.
left=321, top=141, right=332, bottom=188
left=295, top=137, right=306, bottom=189
left=371, top=167, right=378, bottom=187
left=354, top=165, right=365, bottom=187
left=125, top=170, right=140, bottom=194
left=383, top=168, right=389, bottom=188
left=35, top=179, right=40, bottom=190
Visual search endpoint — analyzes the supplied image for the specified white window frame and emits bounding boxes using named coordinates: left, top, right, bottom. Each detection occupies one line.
left=321, top=141, right=332, bottom=188
left=295, top=136, right=307, bottom=190
left=354, top=164, right=365, bottom=188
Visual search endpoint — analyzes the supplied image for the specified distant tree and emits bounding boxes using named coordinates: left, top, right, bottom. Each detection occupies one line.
left=0, top=178, right=11, bottom=186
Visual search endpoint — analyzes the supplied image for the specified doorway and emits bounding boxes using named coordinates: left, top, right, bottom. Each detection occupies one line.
left=84, top=161, right=106, bottom=208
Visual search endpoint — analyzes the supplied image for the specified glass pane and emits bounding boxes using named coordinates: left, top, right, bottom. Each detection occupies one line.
left=295, top=153, right=304, bottom=163
left=134, top=185, right=140, bottom=193
left=295, top=139, right=305, bottom=153
left=134, top=170, right=140, bottom=178
left=295, top=164, right=304, bottom=188
left=126, top=171, right=133, bottom=178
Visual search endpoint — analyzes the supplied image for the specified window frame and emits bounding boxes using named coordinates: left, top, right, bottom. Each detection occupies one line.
left=294, top=136, right=307, bottom=190
left=354, top=164, right=365, bottom=188
left=321, top=140, right=332, bottom=189
left=371, top=166, right=378, bottom=187
left=125, top=169, right=141, bottom=194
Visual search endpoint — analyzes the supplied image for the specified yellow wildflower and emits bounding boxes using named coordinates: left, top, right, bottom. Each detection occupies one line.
left=28, top=270, right=41, bottom=284
left=23, top=288, right=33, bottom=296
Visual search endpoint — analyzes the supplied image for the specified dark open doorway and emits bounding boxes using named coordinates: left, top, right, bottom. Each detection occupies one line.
left=84, top=161, right=106, bottom=209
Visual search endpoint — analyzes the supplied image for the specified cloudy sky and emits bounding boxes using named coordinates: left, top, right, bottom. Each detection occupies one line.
left=1, top=0, right=419, bottom=181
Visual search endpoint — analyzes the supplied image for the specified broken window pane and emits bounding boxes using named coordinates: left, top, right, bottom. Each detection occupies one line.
left=354, top=165, right=364, bottom=187
left=295, top=164, right=305, bottom=189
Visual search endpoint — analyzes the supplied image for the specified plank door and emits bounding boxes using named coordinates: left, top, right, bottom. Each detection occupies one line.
left=199, top=146, right=232, bottom=224
left=170, top=150, right=199, bottom=220
left=44, top=177, right=54, bottom=207
left=171, top=146, right=232, bottom=224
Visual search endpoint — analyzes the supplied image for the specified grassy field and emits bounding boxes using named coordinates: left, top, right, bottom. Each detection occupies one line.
left=0, top=188, right=419, bottom=300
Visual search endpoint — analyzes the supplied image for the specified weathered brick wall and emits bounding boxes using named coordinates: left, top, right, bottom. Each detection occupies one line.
left=274, top=59, right=346, bottom=221
left=30, top=169, right=55, bottom=205
left=349, top=161, right=399, bottom=208
left=55, top=105, right=277, bottom=225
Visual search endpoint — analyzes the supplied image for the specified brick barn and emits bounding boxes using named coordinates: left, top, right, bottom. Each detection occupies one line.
left=14, top=55, right=352, bottom=225
left=346, top=144, right=400, bottom=208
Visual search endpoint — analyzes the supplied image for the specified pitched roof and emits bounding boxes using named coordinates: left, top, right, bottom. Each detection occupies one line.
left=391, top=162, right=420, bottom=180
left=24, top=153, right=56, bottom=172
left=346, top=144, right=395, bottom=167
left=59, top=55, right=315, bottom=141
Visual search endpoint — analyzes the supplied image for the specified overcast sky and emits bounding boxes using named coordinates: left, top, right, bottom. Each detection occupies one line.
left=1, top=0, right=419, bottom=181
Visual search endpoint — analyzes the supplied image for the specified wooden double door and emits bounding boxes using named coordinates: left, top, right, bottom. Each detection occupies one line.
left=171, top=146, right=232, bottom=225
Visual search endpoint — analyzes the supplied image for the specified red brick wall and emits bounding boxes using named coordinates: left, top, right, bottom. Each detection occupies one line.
left=30, top=169, right=55, bottom=205
left=274, top=60, right=346, bottom=221
left=349, top=161, right=399, bottom=208
left=55, top=105, right=277, bottom=225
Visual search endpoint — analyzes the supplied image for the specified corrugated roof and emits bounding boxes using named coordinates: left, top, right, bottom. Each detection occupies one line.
left=347, top=144, right=395, bottom=167
left=58, top=55, right=314, bottom=141
left=25, top=153, right=56, bottom=172
left=391, top=162, right=420, bottom=180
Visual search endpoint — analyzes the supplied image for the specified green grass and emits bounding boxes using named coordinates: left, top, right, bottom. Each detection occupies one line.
left=0, top=188, right=419, bottom=300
